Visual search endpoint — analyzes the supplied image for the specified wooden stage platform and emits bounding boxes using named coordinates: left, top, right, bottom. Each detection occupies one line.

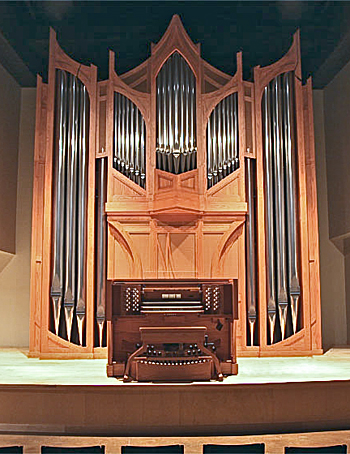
left=0, top=347, right=350, bottom=441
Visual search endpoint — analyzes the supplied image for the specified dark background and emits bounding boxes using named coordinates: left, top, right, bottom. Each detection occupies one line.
left=0, top=1, right=348, bottom=87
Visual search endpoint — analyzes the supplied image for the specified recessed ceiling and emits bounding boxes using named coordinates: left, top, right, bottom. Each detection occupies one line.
left=0, top=1, right=349, bottom=88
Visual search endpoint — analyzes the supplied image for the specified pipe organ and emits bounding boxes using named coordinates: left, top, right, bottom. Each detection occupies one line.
left=207, top=93, right=239, bottom=188
left=156, top=52, right=197, bottom=174
left=29, top=15, right=322, bottom=370
left=114, top=93, right=146, bottom=188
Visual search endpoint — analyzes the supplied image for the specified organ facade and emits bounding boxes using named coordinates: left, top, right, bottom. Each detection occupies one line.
left=29, top=15, right=322, bottom=369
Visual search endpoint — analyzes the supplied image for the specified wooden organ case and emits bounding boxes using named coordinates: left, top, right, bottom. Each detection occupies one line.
left=29, top=16, right=322, bottom=377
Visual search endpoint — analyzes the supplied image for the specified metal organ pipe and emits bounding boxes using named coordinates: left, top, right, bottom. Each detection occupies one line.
left=184, top=58, right=190, bottom=163
left=75, top=83, right=89, bottom=346
left=262, top=85, right=277, bottom=343
left=113, top=93, right=146, bottom=189
left=262, top=71, right=300, bottom=343
left=283, top=72, right=300, bottom=334
left=222, top=98, right=227, bottom=177
left=51, top=70, right=68, bottom=335
left=130, top=103, right=135, bottom=179
left=50, top=70, right=90, bottom=344
left=121, top=95, right=126, bottom=173
left=233, top=93, right=239, bottom=167
left=190, top=64, right=197, bottom=170
left=157, top=71, right=162, bottom=170
left=273, top=76, right=289, bottom=340
left=95, top=157, right=107, bottom=347
left=64, top=74, right=78, bottom=341
left=180, top=57, right=185, bottom=173
left=212, top=107, right=218, bottom=185
left=217, top=96, right=223, bottom=179
left=156, top=51, right=196, bottom=174
left=162, top=64, right=168, bottom=172
left=125, top=95, right=130, bottom=176
left=134, top=100, right=140, bottom=182
left=246, top=157, right=257, bottom=346
left=207, top=115, right=213, bottom=187
left=206, top=92, right=239, bottom=189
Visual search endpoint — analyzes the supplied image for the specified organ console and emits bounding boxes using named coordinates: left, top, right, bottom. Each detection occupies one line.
left=106, top=279, right=238, bottom=380
left=29, top=15, right=322, bottom=378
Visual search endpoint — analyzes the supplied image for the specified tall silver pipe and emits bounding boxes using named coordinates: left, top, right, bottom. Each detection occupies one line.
left=212, top=106, right=218, bottom=184
left=96, top=157, right=107, bottom=347
left=210, top=109, right=215, bottom=184
left=134, top=103, right=140, bottom=185
left=222, top=98, right=227, bottom=176
left=51, top=70, right=68, bottom=335
left=157, top=69, right=163, bottom=151
left=174, top=53, right=179, bottom=151
left=246, top=157, right=257, bottom=346
left=180, top=57, right=185, bottom=154
left=173, top=56, right=181, bottom=175
left=217, top=98, right=223, bottom=178
left=130, top=102, right=135, bottom=179
left=173, top=54, right=181, bottom=174
left=125, top=97, right=130, bottom=176
left=283, top=72, right=300, bottom=334
left=162, top=63, right=168, bottom=171
left=227, top=94, right=232, bottom=174
left=156, top=52, right=196, bottom=174
left=168, top=56, right=173, bottom=155
left=166, top=60, right=173, bottom=173
left=75, top=83, right=89, bottom=346
left=120, top=95, right=125, bottom=173
left=162, top=65, right=168, bottom=172
left=113, top=93, right=146, bottom=189
left=180, top=57, right=186, bottom=173
left=233, top=93, right=239, bottom=168
left=184, top=57, right=190, bottom=157
left=263, top=84, right=277, bottom=343
left=140, top=116, right=146, bottom=188
left=114, top=94, right=118, bottom=170
left=115, top=94, right=119, bottom=170
left=272, top=76, right=288, bottom=340
left=63, top=74, right=78, bottom=341
left=190, top=69, right=196, bottom=169
left=156, top=68, right=162, bottom=170
left=207, top=114, right=213, bottom=188
left=206, top=93, right=239, bottom=187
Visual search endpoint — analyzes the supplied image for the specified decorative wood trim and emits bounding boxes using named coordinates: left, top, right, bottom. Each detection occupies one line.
left=108, top=221, right=143, bottom=278
left=211, top=221, right=245, bottom=276
left=294, top=41, right=312, bottom=352
left=29, top=75, right=47, bottom=355
left=303, top=78, right=322, bottom=351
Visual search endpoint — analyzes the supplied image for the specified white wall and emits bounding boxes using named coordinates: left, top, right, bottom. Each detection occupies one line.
left=313, top=90, right=347, bottom=348
left=0, top=88, right=35, bottom=347
left=0, top=62, right=20, bottom=254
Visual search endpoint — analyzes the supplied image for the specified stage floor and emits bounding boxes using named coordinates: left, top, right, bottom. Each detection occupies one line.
left=1, top=348, right=350, bottom=437
left=1, top=347, right=350, bottom=385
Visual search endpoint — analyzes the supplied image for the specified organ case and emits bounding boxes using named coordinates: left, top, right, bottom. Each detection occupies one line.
left=29, top=15, right=322, bottom=364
